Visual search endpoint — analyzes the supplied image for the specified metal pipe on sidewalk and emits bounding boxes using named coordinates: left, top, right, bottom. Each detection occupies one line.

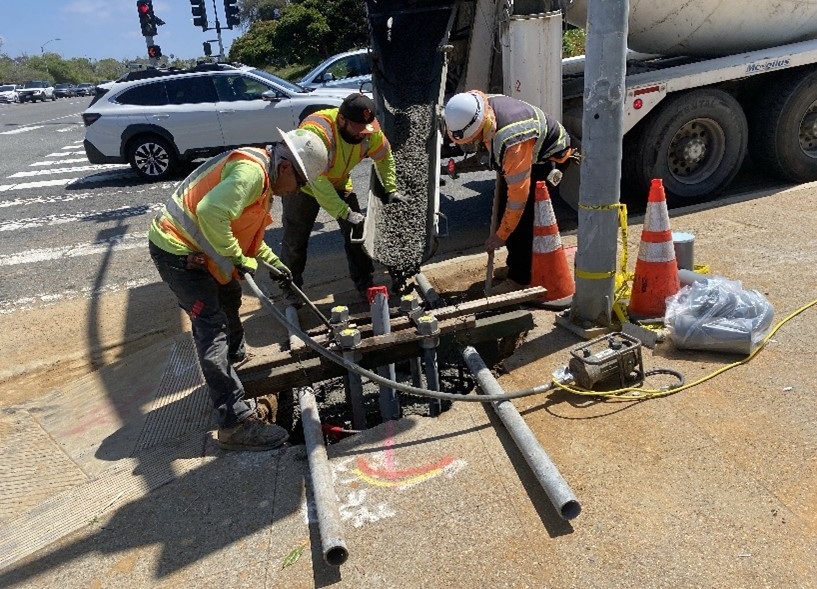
left=461, top=346, right=581, bottom=520
left=298, top=386, right=349, bottom=566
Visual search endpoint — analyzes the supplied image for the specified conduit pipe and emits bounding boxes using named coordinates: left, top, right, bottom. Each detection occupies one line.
left=369, top=287, right=400, bottom=421
left=461, top=346, right=581, bottom=520
left=298, top=386, right=349, bottom=566
left=415, top=272, right=443, bottom=308
left=243, top=274, right=555, bottom=402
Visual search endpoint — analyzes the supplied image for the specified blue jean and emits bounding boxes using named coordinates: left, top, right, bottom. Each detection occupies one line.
left=149, top=240, right=254, bottom=428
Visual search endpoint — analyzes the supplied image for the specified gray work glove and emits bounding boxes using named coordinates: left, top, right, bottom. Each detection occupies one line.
left=346, top=211, right=366, bottom=226
left=379, top=191, right=405, bottom=205
left=267, top=258, right=293, bottom=289
left=235, top=257, right=257, bottom=279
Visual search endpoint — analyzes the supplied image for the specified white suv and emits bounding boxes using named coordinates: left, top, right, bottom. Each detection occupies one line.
left=18, top=80, right=55, bottom=102
left=82, top=64, right=355, bottom=181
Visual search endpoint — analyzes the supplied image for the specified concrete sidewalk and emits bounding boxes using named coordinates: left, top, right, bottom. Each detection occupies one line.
left=1, top=184, right=816, bottom=588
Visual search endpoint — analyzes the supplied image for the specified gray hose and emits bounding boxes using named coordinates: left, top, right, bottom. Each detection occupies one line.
left=243, top=274, right=556, bottom=402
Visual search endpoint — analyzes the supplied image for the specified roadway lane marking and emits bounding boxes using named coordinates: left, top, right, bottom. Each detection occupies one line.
left=0, top=170, right=135, bottom=192
left=30, top=158, right=90, bottom=166
left=0, top=125, right=45, bottom=135
left=45, top=151, right=86, bottom=157
left=9, top=164, right=123, bottom=177
left=0, top=232, right=149, bottom=265
left=0, top=204, right=161, bottom=231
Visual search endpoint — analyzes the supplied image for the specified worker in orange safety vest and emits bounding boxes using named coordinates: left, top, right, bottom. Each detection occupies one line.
left=444, top=90, right=575, bottom=294
left=148, top=128, right=328, bottom=451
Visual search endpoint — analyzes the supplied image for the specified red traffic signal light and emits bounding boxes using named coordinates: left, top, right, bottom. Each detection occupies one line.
left=148, top=45, right=162, bottom=59
left=137, top=0, right=158, bottom=37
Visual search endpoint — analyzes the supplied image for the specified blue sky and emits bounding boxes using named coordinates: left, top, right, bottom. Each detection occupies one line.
left=1, top=0, right=244, bottom=61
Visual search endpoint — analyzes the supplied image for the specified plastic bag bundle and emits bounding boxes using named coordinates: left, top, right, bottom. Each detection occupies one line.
left=664, top=276, right=774, bottom=355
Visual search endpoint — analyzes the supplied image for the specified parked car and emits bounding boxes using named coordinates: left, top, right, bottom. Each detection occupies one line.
left=82, top=63, right=355, bottom=181
left=0, top=84, right=19, bottom=103
left=54, top=83, right=77, bottom=98
left=75, top=83, right=96, bottom=97
left=18, top=80, right=56, bottom=102
left=299, top=48, right=372, bottom=90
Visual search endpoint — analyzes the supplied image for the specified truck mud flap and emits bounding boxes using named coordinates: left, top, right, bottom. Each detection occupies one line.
left=362, top=0, right=457, bottom=289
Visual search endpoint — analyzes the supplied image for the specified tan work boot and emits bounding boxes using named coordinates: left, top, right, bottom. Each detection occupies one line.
left=217, top=415, right=289, bottom=451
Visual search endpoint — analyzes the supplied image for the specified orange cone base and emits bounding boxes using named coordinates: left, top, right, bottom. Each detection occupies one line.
left=531, top=250, right=575, bottom=302
left=627, top=259, right=680, bottom=319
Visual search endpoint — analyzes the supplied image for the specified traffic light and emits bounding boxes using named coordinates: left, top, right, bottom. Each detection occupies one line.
left=224, top=0, right=240, bottom=29
left=190, top=0, right=208, bottom=31
left=203, top=42, right=212, bottom=57
left=137, top=0, right=158, bottom=37
left=148, top=45, right=162, bottom=59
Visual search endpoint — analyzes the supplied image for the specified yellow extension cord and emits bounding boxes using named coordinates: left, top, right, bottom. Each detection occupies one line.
left=565, top=201, right=816, bottom=400
left=552, top=296, right=817, bottom=401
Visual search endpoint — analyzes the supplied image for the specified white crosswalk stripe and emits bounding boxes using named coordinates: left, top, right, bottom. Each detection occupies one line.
left=0, top=138, right=168, bottom=312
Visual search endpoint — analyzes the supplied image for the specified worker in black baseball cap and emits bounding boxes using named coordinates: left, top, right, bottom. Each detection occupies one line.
left=277, top=92, right=405, bottom=305
left=338, top=92, right=381, bottom=137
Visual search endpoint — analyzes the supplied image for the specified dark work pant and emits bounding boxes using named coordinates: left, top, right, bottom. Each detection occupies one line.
left=280, top=189, right=374, bottom=292
left=497, top=164, right=565, bottom=285
left=149, top=241, right=254, bottom=428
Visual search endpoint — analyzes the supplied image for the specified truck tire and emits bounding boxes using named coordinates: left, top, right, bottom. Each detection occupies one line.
left=127, top=135, right=177, bottom=181
left=623, top=89, right=747, bottom=204
left=749, top=68, right=817, bottom=184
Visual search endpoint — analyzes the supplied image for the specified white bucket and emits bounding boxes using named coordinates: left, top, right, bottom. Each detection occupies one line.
left=672, top=231, right=695, bottom=270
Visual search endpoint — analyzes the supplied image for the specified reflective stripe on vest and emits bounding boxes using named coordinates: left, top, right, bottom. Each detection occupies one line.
left=489, top=96, right=567, bottom=167
left=158, top=147, right=271, bottom=283
left=302, top=110, right=371, bottom=186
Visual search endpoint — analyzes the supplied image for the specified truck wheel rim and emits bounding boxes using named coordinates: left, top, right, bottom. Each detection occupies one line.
left=133, top=142, right=169, bottom=177
left=798, top=102, right=817, bottom=159
left=666, top=118, right=725, bottom=186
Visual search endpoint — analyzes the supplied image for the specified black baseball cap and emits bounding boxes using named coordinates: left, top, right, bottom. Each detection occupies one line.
left=339, top=93, right=380, bottom=133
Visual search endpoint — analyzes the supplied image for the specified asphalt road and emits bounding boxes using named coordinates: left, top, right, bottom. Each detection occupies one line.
left=0, top=95, right=791, bottom=319
left=0, top=97, right=495, bottom=317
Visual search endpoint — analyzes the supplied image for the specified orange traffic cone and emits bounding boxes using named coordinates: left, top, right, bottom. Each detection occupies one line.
left=530, top=180, right=574, bottom=308
left=627, top=178, right=680, bottom=320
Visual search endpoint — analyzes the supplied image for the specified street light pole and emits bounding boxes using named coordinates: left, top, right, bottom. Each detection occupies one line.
left=40, top=37, right=61, bottom=54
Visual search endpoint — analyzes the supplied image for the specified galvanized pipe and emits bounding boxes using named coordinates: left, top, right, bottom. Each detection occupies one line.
left=414, top=272, right=443, bottom=308
left=285, top=305, right=302, bottom=351
left=298, top=386, right=349, bottom=566
left=461, top=346, right=581, bottom=520
left=370, top=288, right=400, bottom=421
left=338, top=327, right=367, bottom=430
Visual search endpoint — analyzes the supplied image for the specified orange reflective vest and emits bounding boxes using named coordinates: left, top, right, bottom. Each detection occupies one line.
left=152, top=147, right=272, bottom=284
left=485, top=95, right=570, bottom=240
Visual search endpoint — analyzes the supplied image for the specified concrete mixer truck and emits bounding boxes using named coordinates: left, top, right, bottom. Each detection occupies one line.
left=366, top=0, right=817, bottom=206
left=358, top=0, right=817, bottom=287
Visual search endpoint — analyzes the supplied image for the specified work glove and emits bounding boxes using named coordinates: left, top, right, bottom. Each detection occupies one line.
left=235, top=256, right=258, bottom=279
left=267, top=257, right=293, bottom=289
left=379, top=191, right=405, bottom=205
left=346, top=211, right=366, bottom=226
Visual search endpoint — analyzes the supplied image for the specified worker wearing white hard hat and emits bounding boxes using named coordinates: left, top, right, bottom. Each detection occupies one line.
left=148, top=128, right=329, bottom=451
left=444, top=90, right=574, bottom=293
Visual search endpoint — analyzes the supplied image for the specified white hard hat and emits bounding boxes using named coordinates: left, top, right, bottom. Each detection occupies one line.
left=444, top=91, right=486, bottom=144
left=276, top=127, right=329, bottom=185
